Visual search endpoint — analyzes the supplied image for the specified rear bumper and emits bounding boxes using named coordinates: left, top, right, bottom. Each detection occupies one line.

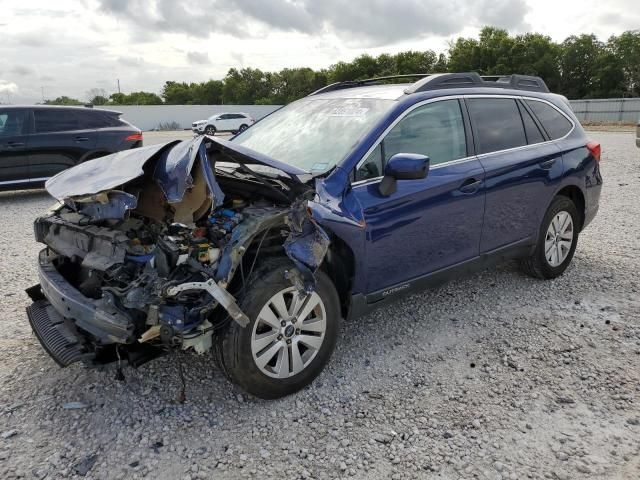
left=33, top=249, right=134, bottom=344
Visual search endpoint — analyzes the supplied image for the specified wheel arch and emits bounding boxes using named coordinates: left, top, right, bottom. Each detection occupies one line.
left=554, top=184, right=586, bottom=231
left=320, top=230, right=356, bottom=319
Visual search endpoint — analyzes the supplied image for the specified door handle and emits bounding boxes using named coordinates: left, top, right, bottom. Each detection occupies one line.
left=459, top=178, right=482, bottom=194
left=539, top=158, right=556, bottom=170
left=7, top=141, right=25, bottom=148
left=74, top=136, right=89, bottom=142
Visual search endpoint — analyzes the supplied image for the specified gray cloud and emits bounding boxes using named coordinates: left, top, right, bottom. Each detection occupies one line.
left=187, top=51, right=210, bottom=64
left=11, top=66, right=34, bottom=76
left=11, top=31, right=48, bottom=47
left=598, top=10, right=640, bottom=30
left=472, top=0, right=530, bottom=31
left=97, top=0, right=531, bottom=45
left=118, top=56, right=144, bottom=67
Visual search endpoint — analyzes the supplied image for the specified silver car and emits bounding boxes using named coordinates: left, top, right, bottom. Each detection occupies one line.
left=192, top=112, right=255, bottom=135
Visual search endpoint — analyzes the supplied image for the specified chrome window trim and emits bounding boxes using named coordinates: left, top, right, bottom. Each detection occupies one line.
left=351, top=94, right=576, bottom=187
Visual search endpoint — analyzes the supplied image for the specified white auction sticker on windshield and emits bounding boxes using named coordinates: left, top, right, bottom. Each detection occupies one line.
left=327, top=107, right=369, bottom=117
left=311, top=162, right=329, bottom=171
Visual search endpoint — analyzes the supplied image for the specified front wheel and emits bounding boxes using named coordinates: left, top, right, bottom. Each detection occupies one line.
left=216, top=260, right=340, bottom=399
left=238, top=124, right=248, bottom=132
left=204, top=125, right=216, bottom=135
left=521, top=195, right=579, bottom=279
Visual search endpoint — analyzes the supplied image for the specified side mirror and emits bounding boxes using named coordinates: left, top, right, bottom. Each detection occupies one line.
left=379, top=153, right=430, bottom=196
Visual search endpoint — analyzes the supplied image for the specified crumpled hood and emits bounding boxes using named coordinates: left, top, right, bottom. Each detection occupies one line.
left=45, top=135, right=308, bottom=202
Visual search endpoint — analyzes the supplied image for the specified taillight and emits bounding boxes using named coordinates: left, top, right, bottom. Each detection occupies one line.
left=125, top=132, right=143, bottom=142
left=587, top=141, right=601, bottom=162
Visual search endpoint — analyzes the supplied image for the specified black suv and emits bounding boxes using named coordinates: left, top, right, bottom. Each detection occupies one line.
left=0, top=105, right=142, bottom=191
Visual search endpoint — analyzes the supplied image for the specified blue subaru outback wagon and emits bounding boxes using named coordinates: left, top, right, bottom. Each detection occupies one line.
left=27, top=73, right=601, bottom=398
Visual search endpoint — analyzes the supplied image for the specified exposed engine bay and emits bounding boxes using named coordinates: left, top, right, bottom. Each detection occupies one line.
left=27, top=136, right=330, bottom=368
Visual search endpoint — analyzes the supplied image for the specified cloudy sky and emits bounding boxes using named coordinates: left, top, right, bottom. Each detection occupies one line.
left=1, top=0, right=638, bottom=103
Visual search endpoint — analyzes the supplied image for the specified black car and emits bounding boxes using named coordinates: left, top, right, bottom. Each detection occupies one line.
left=0, top=105, right=142, bottom=191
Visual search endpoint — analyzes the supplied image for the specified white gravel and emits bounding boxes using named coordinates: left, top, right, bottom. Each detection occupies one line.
left=0, top=131, right=639, bottom=480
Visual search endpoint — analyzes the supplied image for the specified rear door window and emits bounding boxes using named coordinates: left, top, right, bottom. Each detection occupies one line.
left=34, top=109, right=80, bottom=133
left=0, top=109, right=29, bottom=137
left=467, top=98, right=527, bottom=154
left=525, top=100, right=573, bottom=140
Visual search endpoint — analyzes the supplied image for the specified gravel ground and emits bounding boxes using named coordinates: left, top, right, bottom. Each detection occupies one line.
left=0, top=131, right=638, bottom=480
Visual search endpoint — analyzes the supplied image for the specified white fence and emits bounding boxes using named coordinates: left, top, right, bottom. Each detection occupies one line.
left=98, top=99, right=640, bottom=130
left=96, top=105, right=282, bottom=131
left=569, top=98, right=640, bottom=123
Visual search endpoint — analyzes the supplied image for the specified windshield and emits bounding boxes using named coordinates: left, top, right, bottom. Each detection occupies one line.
left=231, top=97, right=395, bottom=173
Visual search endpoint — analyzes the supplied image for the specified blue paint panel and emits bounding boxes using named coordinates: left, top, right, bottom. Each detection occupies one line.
left=349, top=160, right=486, bottom=292
left=477, top=141, right=564, bottom=252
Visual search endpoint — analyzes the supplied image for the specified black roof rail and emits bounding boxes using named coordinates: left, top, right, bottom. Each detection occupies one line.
left=404, top=72, right=550, bottom=94
left=404, top=73, right=484, bottom=93
left=310, top=72, right=550, bottom=96
left=481, top=74, right=549, bottom=92
left=308, top=74, right=433, bottom=96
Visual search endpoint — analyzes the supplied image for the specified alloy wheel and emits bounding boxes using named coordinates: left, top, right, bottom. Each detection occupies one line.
left=250, top=287, right=327, bottom=379
left=544, top=210, right=574, bottom=267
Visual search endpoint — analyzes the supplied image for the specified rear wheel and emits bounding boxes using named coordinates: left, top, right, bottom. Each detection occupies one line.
left=205, top=125, right=216, bottom=135
left=216, top=259, right=340, bottom=399
left=521, top=196, right=579, bottom=279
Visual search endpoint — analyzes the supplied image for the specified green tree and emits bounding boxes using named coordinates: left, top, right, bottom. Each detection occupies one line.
left=591, top=50, right=626, bottom=98
left=44, top=96, right=83, bottom=105
left=609, top=31, right=640, bottom=96
left=90, top=95, right=109, bottom=105
left=191, top=80, right=224, bottom=104
left=559, top=34, right=604, bottom=98
left=161, top=81, right=194, bottom=104
left=109, top=91, right=162, bottom=105
left=86, top=88, right=108, bottom=105
left=222, top=68, right=273, bottom=104
left=271, top=68, right=326, bottom=103
left=393, top=51, right=438, bottom=74
left=433, top=53, right=448, bottom=72
left=448, top=26, right=515, bottom=74
left=510, top=33, right=561, bottom=91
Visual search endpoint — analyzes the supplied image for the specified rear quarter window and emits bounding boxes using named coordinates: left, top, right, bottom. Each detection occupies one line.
left=467, top=98, right=527, bottom=154
left=79, top=111, right=123, bottom=128
left=74, top=111, right=113, bottom=129
left=525, top=100, right=573, bottom=140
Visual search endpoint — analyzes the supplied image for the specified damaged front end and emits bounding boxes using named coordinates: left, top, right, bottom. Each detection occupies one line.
left=26, top=136, right=330, bottom=369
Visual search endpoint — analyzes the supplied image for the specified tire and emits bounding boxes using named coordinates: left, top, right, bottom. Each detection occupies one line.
left=215, top=259, right=340, bottom=399
left=521, top=195, right=579, bottom=279
left=204, top=125, right=216, bottom=135
left=238, top=124, right=248, bottom=132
